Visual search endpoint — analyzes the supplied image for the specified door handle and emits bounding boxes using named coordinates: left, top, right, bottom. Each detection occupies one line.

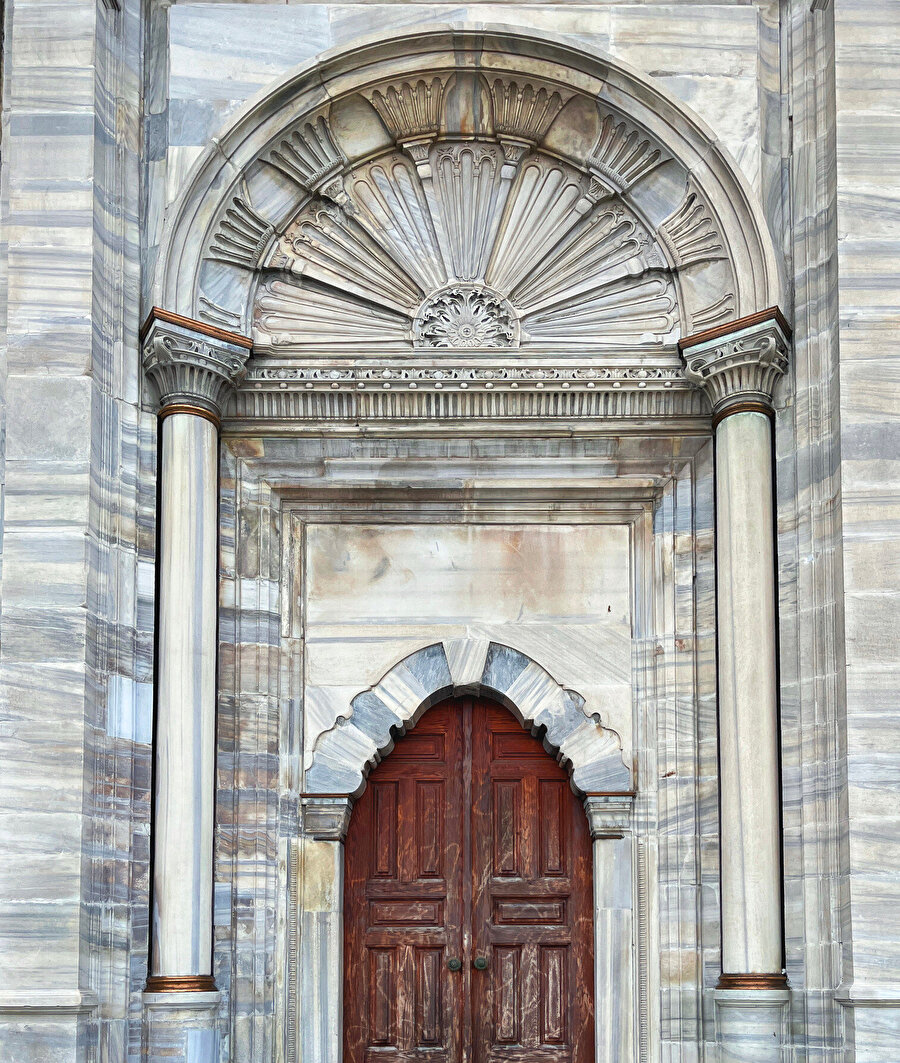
left=473, top=956, right=488, bottom=971
left=447, top=957, right=462, bottom=971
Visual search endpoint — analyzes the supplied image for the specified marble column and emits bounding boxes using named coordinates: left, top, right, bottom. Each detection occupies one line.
left=583, top=794, right=636, bottom=1063
left=140, top=310, right=250, bottom=1057
left=681, top=308, right=791, bottom=1061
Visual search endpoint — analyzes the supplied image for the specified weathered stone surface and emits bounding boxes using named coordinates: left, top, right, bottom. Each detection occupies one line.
left=1, top=3, right=895, bottom=1063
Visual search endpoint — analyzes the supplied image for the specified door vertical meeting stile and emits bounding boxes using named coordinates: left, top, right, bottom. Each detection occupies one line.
left=461, top=699, right=474, bottom=1063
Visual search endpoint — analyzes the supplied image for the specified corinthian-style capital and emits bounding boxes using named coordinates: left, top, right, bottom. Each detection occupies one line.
left=680, top=307, right=791, bottom=423
left=141, top=308, right=252, bottom=421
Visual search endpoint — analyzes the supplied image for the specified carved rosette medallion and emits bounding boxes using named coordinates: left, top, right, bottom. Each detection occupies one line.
left=413, top=285, right=518, bottom=348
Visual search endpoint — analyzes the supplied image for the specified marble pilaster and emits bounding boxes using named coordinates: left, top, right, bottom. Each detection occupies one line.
left=584, top=794, right=636, bottom=1063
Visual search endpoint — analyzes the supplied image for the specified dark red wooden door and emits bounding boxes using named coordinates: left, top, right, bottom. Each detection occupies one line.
left=343, top=697, right=594, bottom=1063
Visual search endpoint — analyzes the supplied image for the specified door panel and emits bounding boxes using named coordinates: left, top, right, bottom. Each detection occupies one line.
left=345, top=704, right=464, bottom=1063
left=343, top=698, right=593, bottom=1063
left=471, top=702, right=593, bottom=1063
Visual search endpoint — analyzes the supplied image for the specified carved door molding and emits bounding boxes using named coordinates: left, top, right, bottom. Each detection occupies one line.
left=343, top=697, right=594, bottom=1063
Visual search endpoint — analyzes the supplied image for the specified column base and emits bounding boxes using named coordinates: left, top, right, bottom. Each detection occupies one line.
left=143, top=989, right=221, bottom=1063
left=715, top=987, right=791, bottom=1063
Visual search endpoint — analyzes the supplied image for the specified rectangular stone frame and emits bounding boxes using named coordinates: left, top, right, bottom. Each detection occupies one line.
left=215, top=431, right=717, bottom=1063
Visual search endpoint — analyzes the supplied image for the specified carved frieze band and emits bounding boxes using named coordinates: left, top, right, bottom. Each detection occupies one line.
left=246, top=362, right=687, bottom=390
left=141, top=309, right=251, bottom=418
left=679, top=306, right=791, bottom=418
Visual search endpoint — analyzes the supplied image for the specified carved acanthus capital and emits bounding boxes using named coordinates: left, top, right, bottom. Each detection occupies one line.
left=141, top=309, right=252, bottom=419
left=301, top=795, right=353, bottom=841
left=583, top=793, right=635, bottom=839
left=680, top=307, right=791, bottom=420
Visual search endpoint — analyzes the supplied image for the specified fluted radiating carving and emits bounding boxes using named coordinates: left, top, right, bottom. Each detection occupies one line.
left=251, top=143, right=687, bottom=352
left=266, top=115, right=347, bottom=203
left=208, top=197, right=275, bottom=270
left=489, top=78, right=566, bottom=144
left=660, top=184, right=726, bottom=267
left=366, top=78, right=445, bottom=142
left=588, top=109, right=670, bottom=192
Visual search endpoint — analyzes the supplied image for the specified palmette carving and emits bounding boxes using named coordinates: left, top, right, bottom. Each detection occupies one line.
left=208, top=197, right=275, bottom=270
left=511, top=202, right=660, bottom=313
left=266, top=115, right=347, bottom=203
left=588, top=108, right=670, bottom=191
left=366, top=77, right=445, bottom=142
left=488, top=158, right=595, bottom=294
left=489, top=78, right=566, bottom=144
left=244, top=129, right=741, bottom=356
left=660, top=184, right=726, bottom=267
left=254, top=276, right=410, bottom=348
left=271, top=201, right=423, bottom=313
left=349, top=154, right=447, bottom=292
left=433, top=142, right=507, bottom=280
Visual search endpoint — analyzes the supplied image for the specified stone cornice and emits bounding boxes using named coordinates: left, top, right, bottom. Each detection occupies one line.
left=141, top=309, right=251, bottom=419
left=679, top=307, right=791, bottom=419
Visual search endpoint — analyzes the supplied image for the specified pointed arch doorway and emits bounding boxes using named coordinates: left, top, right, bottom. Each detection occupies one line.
left=343, top=696, right=595, bottom=1063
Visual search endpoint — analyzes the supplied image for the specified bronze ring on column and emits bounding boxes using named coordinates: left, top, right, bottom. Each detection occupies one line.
left=712, top=400, right=775, bottom=430
left=158, top=403, right=221, bottom=430
left=716, top=972, right=788, bottom=991
left=145, top=974, right=218, bottom=993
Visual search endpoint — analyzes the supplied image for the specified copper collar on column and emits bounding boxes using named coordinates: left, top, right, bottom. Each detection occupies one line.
left=145, top=974, right=218, bottom=993
left=716, top=972, right=789, bottom=991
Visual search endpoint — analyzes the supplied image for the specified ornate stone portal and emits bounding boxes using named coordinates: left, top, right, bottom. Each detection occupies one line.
left=141, top=25, right=791, bottom=1063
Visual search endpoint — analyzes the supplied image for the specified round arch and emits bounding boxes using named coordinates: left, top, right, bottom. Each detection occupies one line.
left=155, top=23, right=781, bottom=352
left=304, top=638, right=632, bottom=798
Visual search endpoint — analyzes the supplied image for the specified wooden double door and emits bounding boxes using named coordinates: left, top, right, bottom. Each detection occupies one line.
left=344, top=697, right=594, bottom=1063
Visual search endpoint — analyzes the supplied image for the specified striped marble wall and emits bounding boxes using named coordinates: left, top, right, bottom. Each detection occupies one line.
left=834, top=0, right=900, bottom=1057
left=1, top=1, right=897, bottom=1062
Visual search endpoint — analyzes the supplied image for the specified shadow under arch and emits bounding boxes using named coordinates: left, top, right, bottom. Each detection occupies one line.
left=304, top=638, right=632, bottom=798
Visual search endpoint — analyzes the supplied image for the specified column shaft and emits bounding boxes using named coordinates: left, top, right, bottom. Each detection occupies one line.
left=715, top=411, right=782, bottom=977
left=152, top=412, right=219, bottom=982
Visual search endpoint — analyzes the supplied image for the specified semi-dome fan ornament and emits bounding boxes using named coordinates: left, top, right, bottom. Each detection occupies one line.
left=200, top=70, right=736, bottom=354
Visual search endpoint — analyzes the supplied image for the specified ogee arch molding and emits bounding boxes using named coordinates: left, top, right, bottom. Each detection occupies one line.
left=304, top=638, right=632, bottom=797
left=156, top=24, right=781, bottom=355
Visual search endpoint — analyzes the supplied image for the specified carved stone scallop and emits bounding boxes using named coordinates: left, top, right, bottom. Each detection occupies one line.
left=208, top=196, right=275, bottom=270
left=659, top=183, right=726, bottom=268
left=488, top=78, right=567, bottom=146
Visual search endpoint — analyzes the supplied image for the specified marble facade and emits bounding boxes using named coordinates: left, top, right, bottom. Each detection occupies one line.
left=0, top=4, right=897, bottom=1063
